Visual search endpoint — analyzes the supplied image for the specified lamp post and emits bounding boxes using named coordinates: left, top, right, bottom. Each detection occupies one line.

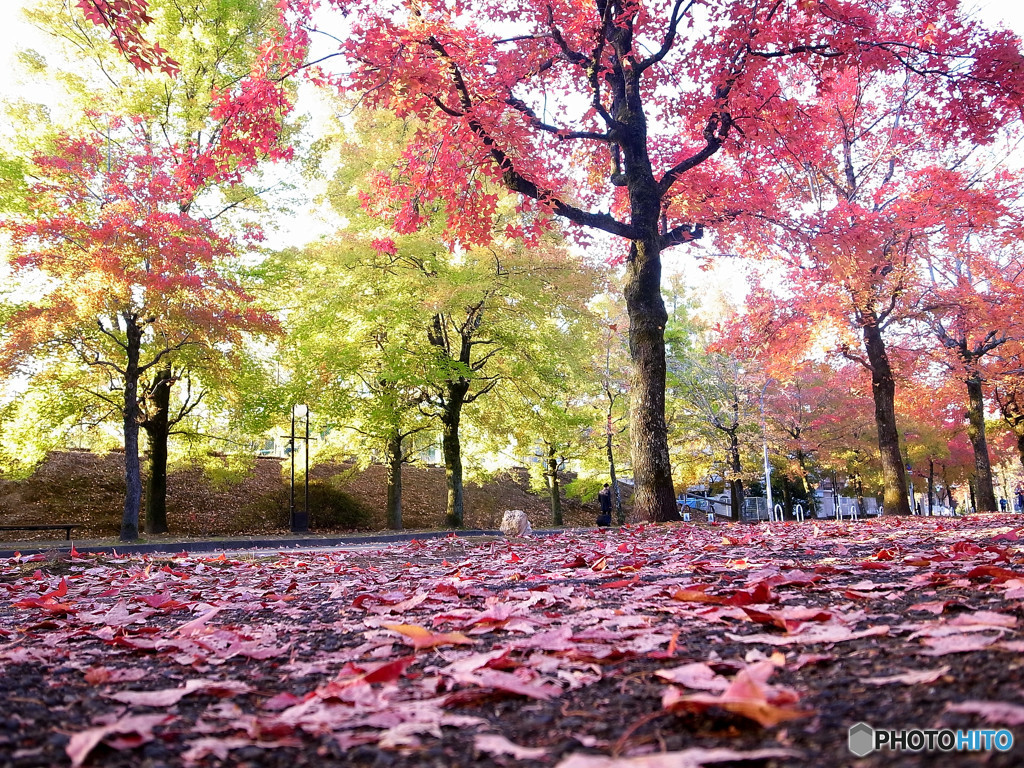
left=760, top=379, right=775, bottom=522
left=289, top=405, right=311, bottom=533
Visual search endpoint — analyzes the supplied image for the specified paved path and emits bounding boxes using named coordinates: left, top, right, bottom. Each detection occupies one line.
left=0, top=529, right=512, bottom=559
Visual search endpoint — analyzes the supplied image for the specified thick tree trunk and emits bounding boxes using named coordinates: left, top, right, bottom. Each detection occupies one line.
left=624, top=236, right=677, bottom=522
left=546, top=444, right=562, bottom=526
left=964, top=376, right=997, bottom=512
left=143, top=367, right=172, bottom=535
left=441, top=386, right=467, bottom=527
left=120, top=316, right=143, bottom=541
left=385, top=429, right=403, bottom=530
left=1018, top=432, right=1024, bottom=471
left=862, top=319, right=911, bottom=515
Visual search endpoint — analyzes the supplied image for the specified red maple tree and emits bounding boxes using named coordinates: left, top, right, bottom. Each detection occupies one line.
left=279, top=0, right=1024, bottom=521
left=0, top=126, right=278, bottom=541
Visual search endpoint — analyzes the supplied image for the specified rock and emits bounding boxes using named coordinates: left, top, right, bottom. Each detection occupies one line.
left=500, top=509, right=532, bottom=537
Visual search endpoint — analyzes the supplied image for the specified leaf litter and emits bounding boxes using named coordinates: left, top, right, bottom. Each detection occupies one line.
left=0, top=514, right=1022, bottom=766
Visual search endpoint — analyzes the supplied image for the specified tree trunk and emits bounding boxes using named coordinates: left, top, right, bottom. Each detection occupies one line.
left=862, top=319, right=911, bottom=515
left=120, top=316, right=143, bottom=541
left=441, top=385, right=468, bottom=527
left=143, top=367, right=172, bottom=535
left=728, top=429, right=744, bottom=516
left=546, top=443, right=562, bottom=526
left=623, top=231, right=676, bottom=520
left=385, top=428, right=403, bottom=530
left=964, top=375, right=997, bottom=512
left=605, top=406, right=625, bottom=525
left=928, top=458, right=935, bottom=516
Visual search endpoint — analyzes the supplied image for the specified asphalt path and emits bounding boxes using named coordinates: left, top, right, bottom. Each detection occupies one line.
left=0, top=529, right=514, bottom=560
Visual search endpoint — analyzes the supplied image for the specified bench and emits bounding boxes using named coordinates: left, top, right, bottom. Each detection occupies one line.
left=0, top=524, right=82, bottom=541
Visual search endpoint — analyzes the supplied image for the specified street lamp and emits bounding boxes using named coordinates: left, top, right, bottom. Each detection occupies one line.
left=760, top=379, right=775, bottom=522
left=289, top=405, right=310, bottom=533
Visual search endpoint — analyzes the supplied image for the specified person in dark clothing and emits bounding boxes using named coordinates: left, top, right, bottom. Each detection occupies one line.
left=597, top=483, right=613, bottom=527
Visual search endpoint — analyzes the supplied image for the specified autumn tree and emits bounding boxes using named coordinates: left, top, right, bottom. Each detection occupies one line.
left=995, top=370, right=1024, bottom=471
left=918, top=213, right=1024, bottom=512
left=0, top=129, right=276, bottom=541
left=14, top=0, right=302, bottom=531
left=273, top=233, right=440, bottom=531
left=275, top=0, right=1024, bottom=521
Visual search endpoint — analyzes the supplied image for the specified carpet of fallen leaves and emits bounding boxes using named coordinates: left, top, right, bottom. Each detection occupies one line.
left=1, top=515, right=1023, bottom=768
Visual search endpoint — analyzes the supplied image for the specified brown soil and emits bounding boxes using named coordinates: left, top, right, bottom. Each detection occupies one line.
left=0, top=451, right=612, bottom=540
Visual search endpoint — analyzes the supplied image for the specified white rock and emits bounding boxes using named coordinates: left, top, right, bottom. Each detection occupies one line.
left=499, top=509, right=532, bottom=537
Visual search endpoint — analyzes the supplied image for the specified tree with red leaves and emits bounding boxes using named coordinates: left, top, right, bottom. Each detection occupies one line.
left=920, top=216, right=1024, bottom=512
left=0, top=127, right=278, bottom=541
left=280, top=0, right=1024, bottom=521
left=26, top=0, right=305, bottom=533
left=716, top=26, right=1024, bottom=514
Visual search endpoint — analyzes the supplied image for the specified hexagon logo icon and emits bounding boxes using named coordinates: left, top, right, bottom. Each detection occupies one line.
left=848, top=722, right=875, bottom=757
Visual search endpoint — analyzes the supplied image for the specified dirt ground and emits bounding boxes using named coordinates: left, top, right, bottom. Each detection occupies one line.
left=0, top=451, right=608, bottom=539
left=0, top=515, right=1022, bottom=768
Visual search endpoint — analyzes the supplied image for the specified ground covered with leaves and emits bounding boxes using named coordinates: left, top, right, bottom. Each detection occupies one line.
left=1, top=515, right=1022, bottom=768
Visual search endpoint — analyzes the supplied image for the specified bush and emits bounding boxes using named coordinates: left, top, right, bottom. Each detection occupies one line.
left=565, top=476, right=605, bottom=504
left=252, top=480, right=373, bottom=531
left=307, top=481, right=373, bottom=530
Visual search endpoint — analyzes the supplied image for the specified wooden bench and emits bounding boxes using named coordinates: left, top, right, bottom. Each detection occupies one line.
left=0, top=524, right=82, bottom=541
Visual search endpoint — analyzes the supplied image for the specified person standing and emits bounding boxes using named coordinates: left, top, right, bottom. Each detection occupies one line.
left=597, top=483, right=613, bottom=527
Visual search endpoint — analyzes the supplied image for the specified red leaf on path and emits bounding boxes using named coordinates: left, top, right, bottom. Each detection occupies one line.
left=741, top=606, right=832, bottom=633
left=863, top=666, right=949, bottom=686
left=727, top=625, right=889, bottom=646
left=909, top=600, right=952, bottom=614
left=84, top=667, right=148, bottom=685
left=870, top=547, right=899, bottom=561
left=474, top=733, right=548, bottom=760
left=599, top=576, right=640, bottom=589
left=966, top=565, right=1024, bottom=582
left=361, top=655, right=416, bottom=684
left=66, top=713, right=173, bottom=767
left=919, top=634, right=1001, bottom=656
left=383, top=623, right=474, bottom=650
left=991, top=528, right=1023, bottom=542
left=12, top=595, right=76, bottom=614
left=671, top=585, right=725, bottom=604
left=453, top=669, right=561, bottom=700
left=725, top=582, right=777, bottom=606
left=42, top=577, right=69, bottom=600
left=176, top=606, right=222, bottom=635
left=655, top=662, right=729, bottom=692
left=792, top=653, right=834, bottom=670
left=107, top=679, right=252, bottom=706
left=442, top=648, right=512, bottom=676
left=947, top=611, right=1017, bottom=629
left=945, top=700, right=1024, bottom=725
left=662, top=660, right=811, bottom=727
